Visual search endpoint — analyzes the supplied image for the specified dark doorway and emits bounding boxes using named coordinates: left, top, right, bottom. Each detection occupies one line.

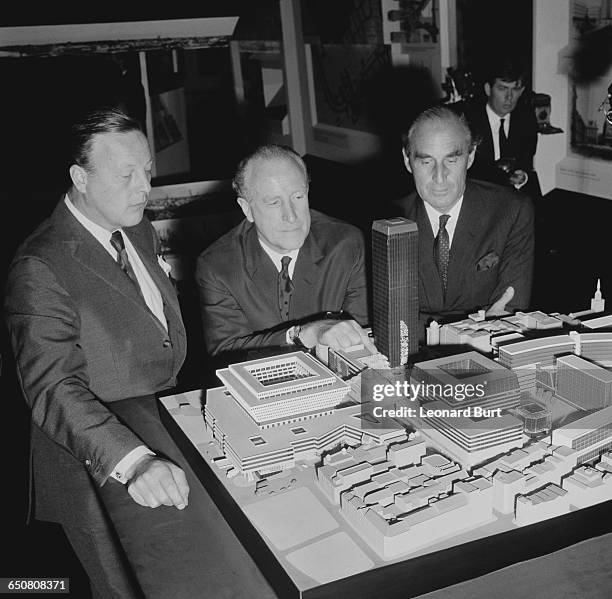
left=457, top=0, right=533, bottom=90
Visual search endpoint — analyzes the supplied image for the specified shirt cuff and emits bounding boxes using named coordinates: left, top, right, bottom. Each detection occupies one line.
left=286, top=328, right=293, bottom=345
left=110, top=445, right=155, bottom=484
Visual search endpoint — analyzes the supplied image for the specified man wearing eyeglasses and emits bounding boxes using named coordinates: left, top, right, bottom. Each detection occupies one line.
left=196, top=144, right=374, bottom=358
left=465, top=57, right=539, bottom=196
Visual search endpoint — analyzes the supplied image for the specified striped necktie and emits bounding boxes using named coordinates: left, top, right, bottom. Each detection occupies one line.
left=110, top=230, right=143, bottom=298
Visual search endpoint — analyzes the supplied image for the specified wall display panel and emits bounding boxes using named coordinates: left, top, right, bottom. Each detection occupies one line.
left=557, top=0, right=612, bottom=199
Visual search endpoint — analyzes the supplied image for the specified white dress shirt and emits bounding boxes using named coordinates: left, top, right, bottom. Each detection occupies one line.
left=423, top=196, right=464, bottom=248
left=486, top=103, right=511, bottom=161
left=258, top=237, right=300, bottom=278
left=65, top=196, right=161, bottom=483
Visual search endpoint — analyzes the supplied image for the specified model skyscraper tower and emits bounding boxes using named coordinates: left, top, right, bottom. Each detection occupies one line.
left=371, top=218, right=419, bottom=367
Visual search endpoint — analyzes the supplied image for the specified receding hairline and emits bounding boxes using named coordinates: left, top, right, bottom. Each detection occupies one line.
left=405, top=112, right=473, bottom=156
left=238, top=152, right=309, bottom=199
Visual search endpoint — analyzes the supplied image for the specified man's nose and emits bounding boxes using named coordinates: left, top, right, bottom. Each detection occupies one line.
left=433, top=163, right=446, bottom=184
left=281, top=198, right=297, bottom=222
left=134, top=169, right=152, bottom=193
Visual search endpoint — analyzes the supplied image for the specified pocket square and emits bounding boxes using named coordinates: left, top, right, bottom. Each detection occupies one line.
left=157, top=254, right=173, bottom=278
left=476, top=251, right=499, bottom=271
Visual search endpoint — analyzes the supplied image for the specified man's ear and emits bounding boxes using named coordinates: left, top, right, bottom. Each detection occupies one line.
left=237, top=197, right=254, bottom=222
left=467, top=145, right=476, bottom=170
left=402, top=148, right=413, bottom=174
left=484, top=82, right=491, bottom=98
left=69, top=164, right=88, bottom=193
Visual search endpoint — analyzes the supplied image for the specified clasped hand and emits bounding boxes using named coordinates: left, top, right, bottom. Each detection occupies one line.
left=125, top=455, right=190, bottom=510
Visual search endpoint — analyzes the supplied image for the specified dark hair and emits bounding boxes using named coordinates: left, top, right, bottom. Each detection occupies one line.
left=485, top=57, right=525, bottom=87
left=402, top=105, right=475, bottom=155
left=232, top=144, right=309, bottom=198
left=69, top=107, right=143, bottom=171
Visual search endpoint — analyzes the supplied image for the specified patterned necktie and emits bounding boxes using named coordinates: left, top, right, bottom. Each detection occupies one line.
left=278, top=256, right=294, bottom=321
left=434, top=214, right=451, bottom=293
left=110, top=230, right=143, bottom=297
left=499, top=118, right=508, bottom=158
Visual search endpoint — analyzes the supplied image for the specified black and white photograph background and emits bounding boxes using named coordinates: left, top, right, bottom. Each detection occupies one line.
left=3, top=3, right=612, bottom=598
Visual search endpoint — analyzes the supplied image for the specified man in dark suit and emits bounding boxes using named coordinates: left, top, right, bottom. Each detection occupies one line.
left=197, top=144, right=375, bottom=358
left=465, top=58, right=539, bottom=196
left=5, top=109, right=274, bottom=599
left=399, top=105, right=534, bottom=330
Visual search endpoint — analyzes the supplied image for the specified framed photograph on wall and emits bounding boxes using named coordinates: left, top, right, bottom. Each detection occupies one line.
left=556, top=0, right=612, bottom=199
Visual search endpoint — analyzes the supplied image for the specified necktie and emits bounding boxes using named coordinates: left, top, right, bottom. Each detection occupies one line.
left=434, top=214, right=451, bottom=293
left=278, top=256, right=294, bottom=321
left=499, top=118, right=508, bottom=158
left=110, top=230, right=143, bottom=297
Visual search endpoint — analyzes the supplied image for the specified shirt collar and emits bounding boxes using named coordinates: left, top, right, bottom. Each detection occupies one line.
left=486, top=102, right=511, bottom=129
left=64, top=195, right=118, bottom=246
left=423, top=195, right=464, bottom=230
left=258, top=236, right=300, bottom=271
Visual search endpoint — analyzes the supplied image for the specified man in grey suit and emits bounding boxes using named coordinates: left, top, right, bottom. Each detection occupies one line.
left=399, top=105, right=534, bottom=331
left=5, top=109, right=274, bottom=598
left=197, top=144, right=375, bottom=358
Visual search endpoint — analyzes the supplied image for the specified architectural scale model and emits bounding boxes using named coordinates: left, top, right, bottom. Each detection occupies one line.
left=200, top=249, right=612, bottom=561
left=407, top=352, right=525, bottom=467
left=316, top=442, right=497, bottom=559
left=371, top=218, right=419, bottom=367
left=426, top=280, right=607, bottom=354
left=204, top=319, right=612, bottom=559
left=204, top=350, right=405, bottom=481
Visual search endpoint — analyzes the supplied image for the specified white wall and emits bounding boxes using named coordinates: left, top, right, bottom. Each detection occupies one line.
left=533, top=0, right=571, bottom=195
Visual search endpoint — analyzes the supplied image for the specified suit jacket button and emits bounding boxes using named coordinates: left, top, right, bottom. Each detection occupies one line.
left=163, top=340, right=171, bottom=348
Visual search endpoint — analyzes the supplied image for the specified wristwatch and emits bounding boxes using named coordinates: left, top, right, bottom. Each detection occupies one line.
left=288, top=324, right=308, bottom=350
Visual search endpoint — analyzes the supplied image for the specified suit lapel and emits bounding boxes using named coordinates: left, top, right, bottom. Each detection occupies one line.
left=124, top=225, right=181, bottom=330
left=243, top=224, right=281, bottom=319
left=407, top=197, right=444, bottom=310
left=507, top=112, right=523, bottom=157
left=445, top=184, right=480, bottom=307
left=291, top=232, right=323, bottom=318
left=65, top=221, right=146, bottom=311
left=56, top=202, right=171, bottom=332
left=477, top=107, right=495, bottom=162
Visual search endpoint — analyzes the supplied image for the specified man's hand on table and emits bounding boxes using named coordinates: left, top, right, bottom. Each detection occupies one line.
left=126, top=455, right=190, bottom=510
left=300, top=319, right=378, bottom=354
left=486, top=286, right=515, bottom=318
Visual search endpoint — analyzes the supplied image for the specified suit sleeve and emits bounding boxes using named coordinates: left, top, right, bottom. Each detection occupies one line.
left=491, top=197, right=535, bottom=311
left=196, top=255, right=287, bottom=356
left=468, top=161, right=509, bottom=188
left=5, top=257, right=144, bottom=486
left=341, top=231, right=369, bottom=327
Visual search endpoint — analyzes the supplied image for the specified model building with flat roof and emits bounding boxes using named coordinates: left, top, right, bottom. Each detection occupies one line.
left=371, top=218, right=419, bottom=367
